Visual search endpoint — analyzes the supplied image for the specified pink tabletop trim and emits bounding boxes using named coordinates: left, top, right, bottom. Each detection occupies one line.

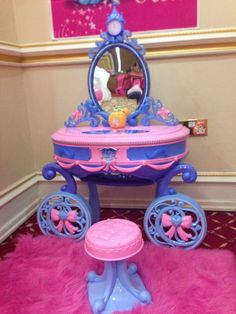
left=52, top=125, right=189, bottom=146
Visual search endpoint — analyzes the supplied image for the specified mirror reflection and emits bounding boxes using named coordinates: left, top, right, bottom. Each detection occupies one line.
left=93, top=47, right=145, bottom=113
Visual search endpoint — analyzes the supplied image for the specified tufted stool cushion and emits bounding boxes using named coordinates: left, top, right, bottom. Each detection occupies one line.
left=85, top=219, right=151, bottom=313
left=84, top=218, right=143, bottom=261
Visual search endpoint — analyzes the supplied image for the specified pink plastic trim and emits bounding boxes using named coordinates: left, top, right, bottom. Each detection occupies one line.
left=56, top=159, right=77, bottom=169
left=54, top=151, right=186, bottom=173
left=79, top=163, right=107, bottom=172
left=110, top=158, right=178, bottom=173
left=55, top=157, right=107, bottom=172
left=162, top=213, right=193, bottom=241
left=109, top=163, right=143, bottom=173
left=84, top=219, right=144, bottom=261
left=52, top=125, right=189, bottom=146
left=51, top=208, right=78, bottom=234
left=146, top=158, right=178, bottom=170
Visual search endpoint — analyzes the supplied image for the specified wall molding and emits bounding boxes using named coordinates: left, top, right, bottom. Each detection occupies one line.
left=100, top=198, right=236, bottom=212
left=0, top=173, right=39, bottom=207
left=1, top=170, right=236, bottom=208
left=0, top=198, right=39, bottom=243
left=0, top=28, right=236, bottom=67
left=0, top=180, right=40, bottom=243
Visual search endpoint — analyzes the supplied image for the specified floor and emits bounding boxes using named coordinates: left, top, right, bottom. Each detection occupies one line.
left=1, top=209, right=236, bottom=260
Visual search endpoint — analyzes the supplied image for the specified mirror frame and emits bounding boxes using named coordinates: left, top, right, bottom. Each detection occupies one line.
left=88, top=42, right=150, bottom=116
left=64, top=4, right=179, bottom=128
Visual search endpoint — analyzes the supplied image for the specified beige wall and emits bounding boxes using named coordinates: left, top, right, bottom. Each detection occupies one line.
left=0, top=0, right=17, bottom=43
left=0, top=66, right=34, bottom=190
left=12, top=0, right=52, bottom=44
left=23, top=65, right=89, bottom=169
left=0, top=1, right=35, bottom=192
left=149, top=56, right=236, bottom=171
left=1, top=0, right=236, bottom=194
left=199, top=0, right=236, bottom=29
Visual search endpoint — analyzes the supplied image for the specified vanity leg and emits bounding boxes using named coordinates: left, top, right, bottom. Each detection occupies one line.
left=88, top=182, right=100, bottom=224
left=154, top=182, right=159, bottom=198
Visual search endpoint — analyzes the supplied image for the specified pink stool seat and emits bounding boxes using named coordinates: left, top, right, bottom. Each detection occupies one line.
left=84, top=219, right=143, bottom=261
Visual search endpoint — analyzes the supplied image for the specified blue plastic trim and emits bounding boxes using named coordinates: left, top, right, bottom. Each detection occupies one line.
left=75, top=0, right=101, bottom=4
left=54, top=144, right=91, bottom=160
left=88, top=5, right=145, bottom=59
left=37, top=191, right=92, bottom=240
left=42, top=162, right=77, bottom=194
left=127, top=141, right=186, bottom=160
left=87, top=260, right=151, bottom=313
left=88, top=182, right=100, bottom=224
left=82, top=129, right=149, bottom=135
left=144, top=193, right=207, bottom=249
left=127, top=97, right=179, bottom=127
left=158, top=163, right=197, bottom=196
left=64, top=99, right=109, bottom=128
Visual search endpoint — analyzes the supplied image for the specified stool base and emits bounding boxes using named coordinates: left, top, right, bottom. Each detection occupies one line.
left=87, top=260, right=151, bottom=314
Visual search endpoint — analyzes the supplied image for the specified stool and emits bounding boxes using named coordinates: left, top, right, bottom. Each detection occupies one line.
left=84, top=219, right=151, bottom=314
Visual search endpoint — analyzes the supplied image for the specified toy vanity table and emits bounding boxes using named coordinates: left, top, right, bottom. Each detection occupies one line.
left=37, top=4, right=207, bottom=250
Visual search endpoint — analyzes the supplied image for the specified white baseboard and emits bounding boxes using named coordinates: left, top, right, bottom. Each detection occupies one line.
left=0, top=198, right=40, bottom=243
left=0, top=173, right=38, bottom=207
left=39, top=177, right=236, bottom=212
left=100, top=198, right=236, bottom=212
left=0, top=172, right=235, bottom=243
left=0, top=182, right=40, bottom=243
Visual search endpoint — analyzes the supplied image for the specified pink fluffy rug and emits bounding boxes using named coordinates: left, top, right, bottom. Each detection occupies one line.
left=0, top=235, right=236, bottom=314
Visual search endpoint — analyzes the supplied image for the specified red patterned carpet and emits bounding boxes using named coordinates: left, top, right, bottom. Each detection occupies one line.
left=1, top=209, right=236, bottom=259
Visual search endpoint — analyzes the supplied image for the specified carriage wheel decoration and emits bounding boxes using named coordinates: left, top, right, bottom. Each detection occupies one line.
left=37, top=192, right=92, bottom=240
left=144, top=193, right=207, bottom=249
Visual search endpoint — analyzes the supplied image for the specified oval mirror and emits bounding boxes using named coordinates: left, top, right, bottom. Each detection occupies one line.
left=88, top=43, right=150, bottom=115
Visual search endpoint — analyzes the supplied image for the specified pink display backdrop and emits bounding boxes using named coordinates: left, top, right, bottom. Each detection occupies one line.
left=50, top=0, right=198, bottom=39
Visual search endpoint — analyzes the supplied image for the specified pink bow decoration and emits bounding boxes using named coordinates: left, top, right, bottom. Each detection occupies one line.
left=51, top=208, right=78, bottom=234
left=72, top=110, right=82, bottom=120
left=162, top=213, right=192, bottom=241
left=157, top=107, right=170, bottom=119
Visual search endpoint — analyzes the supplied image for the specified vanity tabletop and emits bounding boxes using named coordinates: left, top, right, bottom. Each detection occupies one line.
left=52, top=124, right=189, bottom=147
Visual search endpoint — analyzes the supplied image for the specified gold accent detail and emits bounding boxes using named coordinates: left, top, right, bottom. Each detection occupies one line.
left=146, top=42, right=236, bottom=58
left=0, top=40, right=19, bottom=48
left=97, top=52, right=114, bottom=71
left=0, top=52, right=89, bottom=65
left=0, top=28, right=236, bottom=66
left=134, top=27, right=236, bottom=40
left=1, top=42, right=236, bottom=66
left=0, top=54, right=21, bottom=63
left=1, top=27, right=236, bottom=48
left=21, top=53, right=89, bottom=64
left=197, top=172, right=236, bottom=177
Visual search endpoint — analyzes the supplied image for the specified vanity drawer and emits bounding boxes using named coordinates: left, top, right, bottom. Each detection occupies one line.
left=127, top=141, right=186, bottom=160
left=54, top=144, right=91, bottom=160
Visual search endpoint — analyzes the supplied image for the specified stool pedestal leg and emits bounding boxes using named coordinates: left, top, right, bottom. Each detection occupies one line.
left=87, top=260, right=151, bottom=314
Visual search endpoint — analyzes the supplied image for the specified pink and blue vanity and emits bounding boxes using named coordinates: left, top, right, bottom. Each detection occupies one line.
left=37, top=4, right=207, bottom=250
left=37, top=5, right=207, bottom=312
